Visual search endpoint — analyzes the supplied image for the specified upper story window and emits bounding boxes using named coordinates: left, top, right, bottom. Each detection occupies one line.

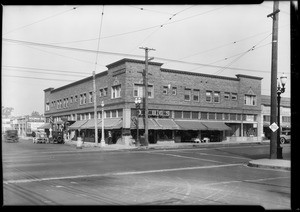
left=63, top=99, right=66, bottom=108
left=103, top=88, right=108, bottom=96
left=244, top=94, right=256, bottom=106
left=46, top=102, right=50, bottom=111
left=231, top=93, right=237, bottom=101
left=74, top=95, right=77, bottom=102
left=282, top=116, right=290, bottom=123
left=184, top=88, right=191, bottom=101
left=133, top=84, right=154, bottom=98
left=111, top=85, right=121, bottom=99
left=163, top=86, right=168, bottom=94
left=172, top=87, right=177, bottom=95
left=79, top=94, right=83, bottom=105
left=206, top=91, right=212, bottom=102
left=66, top=98, right=68, bottom=107
left=70, top=96, right=73, bottom=103
left=193, top=89, right=200, bottom=102
left=214, top=92, right=220, bottom=103
left=83, top=93, right=87, bottom=104
left=89, top=91, right=93, bottom=103
left=224, top=92, right=230, bottom=100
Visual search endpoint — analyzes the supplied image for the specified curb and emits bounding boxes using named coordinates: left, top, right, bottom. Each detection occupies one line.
left=247, top=160, right=290, bottom=171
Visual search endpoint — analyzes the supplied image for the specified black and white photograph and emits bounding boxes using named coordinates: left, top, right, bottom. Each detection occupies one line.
left=2, top=2, right=296, bottom=209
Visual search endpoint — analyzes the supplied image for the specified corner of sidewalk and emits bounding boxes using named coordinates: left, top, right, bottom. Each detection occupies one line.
left=247, top=158, right=290, bottom=171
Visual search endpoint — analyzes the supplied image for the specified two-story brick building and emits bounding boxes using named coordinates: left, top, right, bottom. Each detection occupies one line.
left=43, top=58, right=263, bottom=144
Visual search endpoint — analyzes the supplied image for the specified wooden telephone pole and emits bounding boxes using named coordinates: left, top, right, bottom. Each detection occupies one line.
left=267, top=1, right=280, bottom=159
left=139, top=47, right=155, bottom=146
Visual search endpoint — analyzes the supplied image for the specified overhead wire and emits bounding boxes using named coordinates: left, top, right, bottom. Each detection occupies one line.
left=129, top=5, right=196, bottom=53
left=3, top=6, right=78, bottom=35
left=46, top=5, right=226, bottom=46
left=2, top=65, right=89, bottom=75
left=213, top=33, right=273, bottom=75
left=2, top=67, right=88, bottom=78
left=94, top=5, right=105, bottom=73
left=3, top=37, right=275, bottom=73
left=2, top=75, right=76, bottom=82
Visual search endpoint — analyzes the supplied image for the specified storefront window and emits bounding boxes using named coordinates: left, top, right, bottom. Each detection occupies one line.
left=183, top=111, right=191, bottom=119
left=216, top=113, right=222, bottom=120
left=209, top=113, right=215, bottom=120
left=201, top=112, right=208, bottom=120
left=230, top=113, right=237, bottom=120
left=192, top=111, right=199, bottom=119
left=174, top=111, right=182, bottom=119
left=224, top=113, right=229, bottom=120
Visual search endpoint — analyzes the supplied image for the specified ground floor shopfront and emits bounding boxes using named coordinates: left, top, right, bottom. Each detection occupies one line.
left=46, top=107, right=261, bottom=145
left=66, top=117, right=260, bottom=145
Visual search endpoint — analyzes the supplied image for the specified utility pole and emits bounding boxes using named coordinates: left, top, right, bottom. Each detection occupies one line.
left=93, top=71, right=98, bottom=145
left=139, top=47, right=155, bottom=146
left=267, top=1, right=280, bottom=159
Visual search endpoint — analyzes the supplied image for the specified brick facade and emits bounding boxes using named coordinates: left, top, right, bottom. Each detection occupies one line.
left=44, top=58, right=263, bottom=143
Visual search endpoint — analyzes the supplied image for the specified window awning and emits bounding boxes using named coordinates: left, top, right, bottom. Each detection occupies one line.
left=174, top=120, right=207, bottom=130
left=131, top=117, right=162, bottom=130
left=96, top=118, right=123, bottom=129
left=154, top=119, right=181, bottom=130
left=202, top=122, right=232, bottom=131
left=69, top=120, right=88, bottom=130
left=37, top=123, right=51, bottom=129
left=80, top=119, right=101, bottom=129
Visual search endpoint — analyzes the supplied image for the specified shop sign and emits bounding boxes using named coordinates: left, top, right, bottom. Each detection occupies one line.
left=246, top=115, right=254, bottom=121
left=149, top=110, right=170, bottom=117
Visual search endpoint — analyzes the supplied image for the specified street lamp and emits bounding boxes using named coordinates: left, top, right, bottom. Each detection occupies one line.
left=135, top=97, right=142, bottom=146
left=100, top=101, right=105, bottom=147
left=277, top=73, right=287, bottom=159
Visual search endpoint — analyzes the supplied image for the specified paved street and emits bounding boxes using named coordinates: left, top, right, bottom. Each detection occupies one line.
left=3, top=139, right=290, bottom=209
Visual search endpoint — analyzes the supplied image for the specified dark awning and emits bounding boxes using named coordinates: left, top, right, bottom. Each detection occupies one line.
left=80, top=119, right=101, bottom=129
left=154, top=119, right=181, bottom=130
left=96, top=118, right=123, bottom=130
left=174, top=120, right=207, bottom=130
left=131, top=117, right=162, bottom=130
left=37, top=123, right=51, bottom=129
left=69, top=120, right=88, bottom=130
left=202, top=122, right=232, bottom=131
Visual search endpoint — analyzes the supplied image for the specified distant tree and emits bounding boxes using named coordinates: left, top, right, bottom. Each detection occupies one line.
left=2, top=106, right=14, bottom=118
left=31, top=111, right=41, bottom=117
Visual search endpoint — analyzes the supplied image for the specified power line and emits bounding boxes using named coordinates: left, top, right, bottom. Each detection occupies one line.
left=2, top=65, right=89, bottom=75
left=4, top=40, right=106, bottom=67
left=2, top=37, right=279, bottom=74
left=128, top=5, right=174, bottom=15
left=3, top=7, right=78, bottom=35
left=2, top=68, right=88, bottom=77
left=47, top=6, right=226, bottom=46
left=213, top=33, right=273, bottom=75
left=94, top=5, right=105, bottom=72
left=129, top=6, right=196, bottom=53
left=2, top=74, right=76, bottom=82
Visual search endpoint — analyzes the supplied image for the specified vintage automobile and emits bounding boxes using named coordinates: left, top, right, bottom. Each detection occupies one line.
left=280, top=130, right=291, bottom=144
left=49, top=131, right=64, bottom=144
left=33, top=131, right=48, bottom=144
left=3, top=130, right=19, bottom=143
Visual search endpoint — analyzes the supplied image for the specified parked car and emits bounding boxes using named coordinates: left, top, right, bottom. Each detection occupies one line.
left=49, top=131, right=64, bottom=144
left=3, top=130, right=19, bottom=143
left=280, top=130, right=291, bottom=144
left=33, top=131, right=48, bottom=144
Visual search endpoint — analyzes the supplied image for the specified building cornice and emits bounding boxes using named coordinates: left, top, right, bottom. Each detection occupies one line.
left=106, top=58, right=164, bottom=69
left=49, top=71, right=108, bottom=93
left=236, top=74, right=263, bottom=80
left=161, top=68, right=240, bottom=81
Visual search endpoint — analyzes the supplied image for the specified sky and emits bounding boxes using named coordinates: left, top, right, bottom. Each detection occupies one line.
left=2, top=2, right=292, bottom=117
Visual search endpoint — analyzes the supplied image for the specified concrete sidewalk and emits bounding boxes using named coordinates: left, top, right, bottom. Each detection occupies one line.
left=247, top=159, right=290, bottom=171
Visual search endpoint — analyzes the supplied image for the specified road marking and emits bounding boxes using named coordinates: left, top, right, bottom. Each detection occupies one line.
left=194, top=152, right=250, bottom=160
left=3, top=163, right=242, bottom=184
left=147, top=152, right=225, bottom=164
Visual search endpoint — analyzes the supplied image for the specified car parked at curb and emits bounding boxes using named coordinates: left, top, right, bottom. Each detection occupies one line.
left=3, top=130, right=19, bottom=143
left=280, top=130, right=291, bottom=144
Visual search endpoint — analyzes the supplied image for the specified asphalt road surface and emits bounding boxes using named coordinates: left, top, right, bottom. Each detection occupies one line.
left=2, top=139, right=291, bottom=209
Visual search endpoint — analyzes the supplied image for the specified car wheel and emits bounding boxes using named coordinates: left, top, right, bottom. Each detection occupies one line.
left=280, top=137, right=286, bottom=144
